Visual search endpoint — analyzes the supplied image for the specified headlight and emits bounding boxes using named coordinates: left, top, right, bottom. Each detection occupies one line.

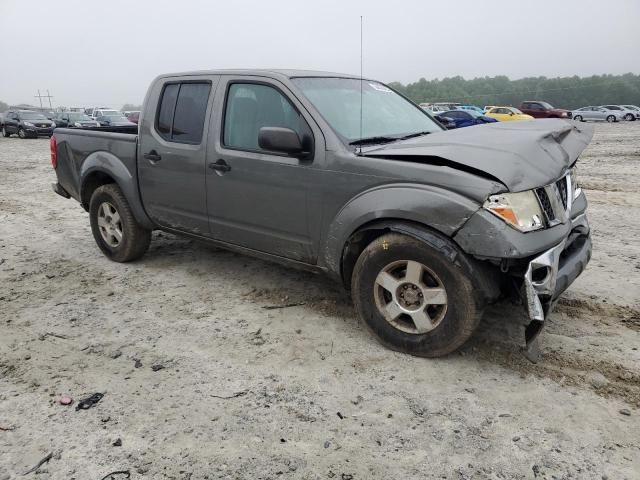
left=23, top=121, right=34, bottom=127
left=74, top=122, right=82, bottom=127
left=51, top=122, right=56, bottom=128
left=484, top=191, right=544, bottom=232
left=570, top=167, right=582, bottom=199
left=561, top=112, right=568, bottom=117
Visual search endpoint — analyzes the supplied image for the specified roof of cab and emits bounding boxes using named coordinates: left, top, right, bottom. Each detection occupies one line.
left=156, top=69, right=363, bottom=80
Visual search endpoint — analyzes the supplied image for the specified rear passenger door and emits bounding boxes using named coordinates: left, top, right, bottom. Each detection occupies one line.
left=138, top=75, right=220, bottom=235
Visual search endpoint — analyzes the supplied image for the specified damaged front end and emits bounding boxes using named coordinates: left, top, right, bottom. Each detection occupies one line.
left=522, top=213, right=591, bottom=361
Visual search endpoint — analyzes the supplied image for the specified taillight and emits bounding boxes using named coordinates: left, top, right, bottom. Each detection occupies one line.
left=50, top=135, right=57, bottom=169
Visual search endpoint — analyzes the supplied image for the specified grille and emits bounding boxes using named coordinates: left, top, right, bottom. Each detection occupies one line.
left=556, top=179, right=568, bottom=209
left=535, top=188, right=555, bottom=221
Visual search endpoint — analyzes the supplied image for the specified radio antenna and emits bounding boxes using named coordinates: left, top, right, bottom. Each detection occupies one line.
left=358, top=15, right=364, bottom=155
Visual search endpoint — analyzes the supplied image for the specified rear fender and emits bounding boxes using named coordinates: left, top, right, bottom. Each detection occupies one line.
left=80, top=152, right=154, bottom=229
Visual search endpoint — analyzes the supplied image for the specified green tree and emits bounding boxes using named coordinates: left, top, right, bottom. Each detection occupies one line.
left=389, top=73, right=640, bottom=109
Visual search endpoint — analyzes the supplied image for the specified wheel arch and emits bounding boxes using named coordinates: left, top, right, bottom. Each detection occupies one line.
left=341, top=217, right=503, bottom=310
left=80, top=152, right=154, bottom=229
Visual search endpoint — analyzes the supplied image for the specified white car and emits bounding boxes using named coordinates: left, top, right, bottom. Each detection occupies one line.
left=620, top=105, right=640, bottom=120
left=601, top=105, right=638, bottom=121
left=572, top=106, right=624, bottom=123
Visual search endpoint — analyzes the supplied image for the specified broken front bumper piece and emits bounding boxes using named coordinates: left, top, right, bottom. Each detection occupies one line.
left=522, top=213, right=592, bottom=360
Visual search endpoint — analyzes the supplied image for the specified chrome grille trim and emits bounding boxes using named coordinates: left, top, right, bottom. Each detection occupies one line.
left=536, top=173, right=572, bottom=227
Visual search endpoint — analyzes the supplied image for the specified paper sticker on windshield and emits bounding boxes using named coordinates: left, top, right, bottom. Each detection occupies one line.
left=369, top=83, right=392, bottom=93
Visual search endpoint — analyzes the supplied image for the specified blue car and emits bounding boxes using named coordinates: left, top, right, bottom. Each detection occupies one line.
left=436, top=109, right=498, bottom=128
left=459, top=105, right=485, bottom=114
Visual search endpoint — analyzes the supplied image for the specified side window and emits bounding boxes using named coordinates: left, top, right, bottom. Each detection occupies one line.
left=155, top=81, right=211, bottom=144
left=223, top=82, right=309, bottom=153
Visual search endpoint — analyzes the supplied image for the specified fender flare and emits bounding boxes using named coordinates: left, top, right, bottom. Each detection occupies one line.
left=80, top=151, right=154, bottom=229
left=320, top=183, right=481, bottom=277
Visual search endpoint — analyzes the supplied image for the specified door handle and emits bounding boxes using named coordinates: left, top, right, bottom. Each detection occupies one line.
left=209, top=159, right=231, bottom=173
left=144, top=150, right=162, bottom=162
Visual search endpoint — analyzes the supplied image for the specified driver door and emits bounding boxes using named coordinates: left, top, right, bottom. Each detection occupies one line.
left=205, top=77, right=325, bottom=263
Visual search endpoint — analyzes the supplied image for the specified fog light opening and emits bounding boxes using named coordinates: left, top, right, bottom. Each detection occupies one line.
left=531, top=266, right=550, bottom=284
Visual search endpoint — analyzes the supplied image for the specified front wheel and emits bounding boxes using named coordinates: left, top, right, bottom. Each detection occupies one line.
left=573, top=115, right=583, bottom=122
left=625, top=113, right=635, bottom=121
left=89, top=183, right=151, bottom=262
left=18, top=128, right=26, bottom=139
left=351, top=232, right=483, bottom=357
left=606, top=115, right=616, bottom=123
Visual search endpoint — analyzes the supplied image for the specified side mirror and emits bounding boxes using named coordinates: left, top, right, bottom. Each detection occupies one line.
left=258, top=127, right=305, bottom=156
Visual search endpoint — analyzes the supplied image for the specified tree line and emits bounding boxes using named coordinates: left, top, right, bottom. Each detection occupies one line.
left=389, top=73, right=640, bottom=109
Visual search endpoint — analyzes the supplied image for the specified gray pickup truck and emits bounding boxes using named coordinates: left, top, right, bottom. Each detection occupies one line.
left=51, top=69, right=593, bottom=360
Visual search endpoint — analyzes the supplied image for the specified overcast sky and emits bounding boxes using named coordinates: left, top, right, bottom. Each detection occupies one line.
left=1, top=0, right=638, bottom=108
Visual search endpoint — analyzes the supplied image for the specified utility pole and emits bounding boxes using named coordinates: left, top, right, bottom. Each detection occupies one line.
left=34, top=90, right=54, bottom=110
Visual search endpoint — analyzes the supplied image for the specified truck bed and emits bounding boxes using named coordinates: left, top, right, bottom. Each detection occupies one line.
left=53, top=127, right=138, bottom=206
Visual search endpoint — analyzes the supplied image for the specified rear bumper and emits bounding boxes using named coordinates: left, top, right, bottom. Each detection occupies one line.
left=522, top=213, right=591, bottom=348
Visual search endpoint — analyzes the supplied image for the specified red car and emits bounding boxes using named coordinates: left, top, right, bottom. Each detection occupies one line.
left=520, top=101, right=571, bottom=119
left=124, top=111, right=140, bottom=124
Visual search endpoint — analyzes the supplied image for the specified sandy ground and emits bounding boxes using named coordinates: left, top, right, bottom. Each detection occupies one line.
left=1, top=122, right=639, bottom=480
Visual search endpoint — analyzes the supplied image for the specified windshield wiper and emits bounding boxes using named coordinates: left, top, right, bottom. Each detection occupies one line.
left=399, top=131, right=432, bottom=140
left=349, top=136, right=399, bottom=146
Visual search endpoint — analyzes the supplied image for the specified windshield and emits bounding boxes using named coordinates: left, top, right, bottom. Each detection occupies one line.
left=510, top=108, right=524, bottom=114
left=100, top=110, right=120, bottom=116
left=622, top=105, right=638, bottom=110
left=292, top=77, right=442, bottom=144
left=464, top=110, right=483, bottom=118
left=105, top=115, right=129, bottom=122
left=68, top=113, right=92, bottom=121
left=20, top=112, right=48, bottom=120
left=538, top=102, right=554, bottom=109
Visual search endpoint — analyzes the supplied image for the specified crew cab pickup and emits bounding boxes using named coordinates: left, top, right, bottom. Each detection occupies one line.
left=51, top=69, right=593, bottom=360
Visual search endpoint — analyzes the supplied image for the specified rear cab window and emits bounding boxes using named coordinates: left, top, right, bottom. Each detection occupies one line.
left=155, top=81, right=212, bottom=144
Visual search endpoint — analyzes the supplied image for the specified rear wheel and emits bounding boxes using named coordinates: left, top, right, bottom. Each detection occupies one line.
left=573, top=115, right=583, bottom=122
left=89, top=183, right=151, bottom=262
left=351, top=232, right=483, bottom=357
left=606, top=115, right=616, bottom=123
left=1, top=127, right=10, bottom=137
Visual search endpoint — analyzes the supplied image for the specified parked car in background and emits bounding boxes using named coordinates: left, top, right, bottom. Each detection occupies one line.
left=2, top=110, right=56, bottom=138
left=620, top=105, right=640, bottom=120
left=459, top=105, right=484, bottom=114
left=483, top=105, right=497, bottom=112
left=484, top=107, right=533, bottom=122
left=436, top=109, right=498, bottom=128
left=434, top=115, right=457, bottom=129
left=93, top=109, right=121, bottom=119
left=96, top=114, right=137, bottom=127
left=520, top=101, right=571, bottom=119
left=601, top=105, right=638, bottom=121
left=571, top=106, right=624, bottom=123
left=123, top=111, right=140, bottom=124
left=54, top=112, right=100, bottom=128
left=84, top=106, right=111, bottom=118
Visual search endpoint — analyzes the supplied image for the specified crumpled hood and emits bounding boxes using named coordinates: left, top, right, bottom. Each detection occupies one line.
left=365, top=119, right=593, bottom=191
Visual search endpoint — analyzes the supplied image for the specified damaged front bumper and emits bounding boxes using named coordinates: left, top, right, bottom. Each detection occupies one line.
left=522, top=213, right=591, bottom=360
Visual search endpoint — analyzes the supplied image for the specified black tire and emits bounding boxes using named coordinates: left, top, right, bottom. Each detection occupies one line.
left=573, top=115, right=583, bottom=122
left=606, top=115, right=616, bottom=123
left=89, top=183, right=151, bottom=262
left=351, top=232, right=483, bottom=357
left=625, top=113, right=634, bottom=121
left=18, top=128, right=26, bottom=139
left=2, top=127, right=10, bottom=137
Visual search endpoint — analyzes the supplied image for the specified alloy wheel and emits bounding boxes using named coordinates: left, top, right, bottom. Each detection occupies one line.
left=97, top=201, right=123, bottom=248
left=373, top=260, right=448, bottom=334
